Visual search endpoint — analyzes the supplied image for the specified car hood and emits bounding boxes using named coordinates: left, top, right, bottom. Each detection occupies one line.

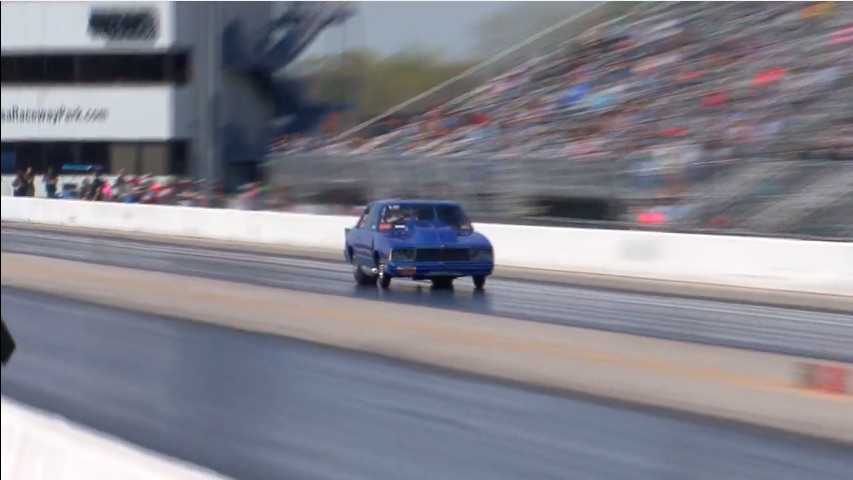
left=384, top=220, right=490, bottom=248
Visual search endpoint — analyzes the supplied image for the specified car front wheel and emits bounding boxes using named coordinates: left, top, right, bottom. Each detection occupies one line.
left=376, top=256, right=392, bottom=290
left=379, top=273, right=392, bottom=289
left=473, top=275, right=486, bottom=290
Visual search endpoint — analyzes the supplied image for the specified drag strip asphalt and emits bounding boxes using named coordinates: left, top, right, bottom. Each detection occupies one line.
left=2, top=226, right=851, bottom=362
left=2, top=288, right=851, bottom=480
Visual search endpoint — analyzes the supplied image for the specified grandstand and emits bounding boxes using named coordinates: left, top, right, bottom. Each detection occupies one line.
left=274, top=2, right=852, bottom=238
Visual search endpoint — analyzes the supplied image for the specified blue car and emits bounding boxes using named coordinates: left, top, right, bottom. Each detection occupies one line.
left=344, top=199, right=495, bottom=290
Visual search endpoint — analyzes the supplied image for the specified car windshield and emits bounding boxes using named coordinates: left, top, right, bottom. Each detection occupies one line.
left=381, top=204, right=470, bottom=228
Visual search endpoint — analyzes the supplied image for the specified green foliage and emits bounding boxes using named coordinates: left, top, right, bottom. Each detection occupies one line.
left=470, top=1, right=644, bottom=75
left=299, top=1, right=645, bottom=129
left=471, top=2, right=597, bottom=59
left=300, top=47, right=480, bottom=126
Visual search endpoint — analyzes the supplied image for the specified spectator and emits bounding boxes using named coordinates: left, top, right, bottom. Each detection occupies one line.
left=11, top=170, right=28, bottom=197
left=89, top=172, right=107, bottom=201
left=44, top=167, right=59, bottom=199
left=79, top=177, right=91, bottom=199
left=24, top=168, right=35, bottom=197
left=13, top=168, right=37, bottom=197
left=112, top=169, right=126, bottom=191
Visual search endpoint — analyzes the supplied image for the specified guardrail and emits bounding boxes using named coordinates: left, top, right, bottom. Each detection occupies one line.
left=263, top=154, right=853, bottom=238
left=263, top=152, right=638, bottom=218
left=3, top=197, right=851, bottom=296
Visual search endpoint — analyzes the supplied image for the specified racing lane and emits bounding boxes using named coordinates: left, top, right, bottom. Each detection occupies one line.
left=2, top=226, right=851, bottom=362
left=2, top=287, right=851, bottom=480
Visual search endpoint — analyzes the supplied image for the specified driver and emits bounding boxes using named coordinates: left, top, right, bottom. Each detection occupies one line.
left=385, top=207, right=411, bottom=224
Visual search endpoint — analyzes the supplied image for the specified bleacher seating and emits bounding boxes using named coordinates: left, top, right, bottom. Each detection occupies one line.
left=267, top=1, right=852, bottom=237
left=280, top=1, right=851, bottom=161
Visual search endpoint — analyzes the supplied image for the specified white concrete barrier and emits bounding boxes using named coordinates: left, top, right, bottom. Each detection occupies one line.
left=1, top=396, right=229, bottom=480
left=2, top=197, right=851, bottom=296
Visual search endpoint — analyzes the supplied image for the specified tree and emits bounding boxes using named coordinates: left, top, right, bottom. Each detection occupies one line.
left=470, top=1, right=642, bottom=76
left=295, top=1, right=645, bottom=131
left=298, top=47, right=480, bottom=128
left=472, top=3, right=591, bottom=56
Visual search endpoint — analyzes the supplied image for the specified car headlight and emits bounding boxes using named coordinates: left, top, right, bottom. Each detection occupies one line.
left=471, top=248, right=493, bottom=262
left=391, top=248, right=415, bottom=262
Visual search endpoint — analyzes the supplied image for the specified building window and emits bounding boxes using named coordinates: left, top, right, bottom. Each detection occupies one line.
left=42, top=142, right=77, bottom=170
left=44, top=56, right=76, bottom=83
left=0, top=56, right=76, bottom=84
left=1, top=141, right=189, bottom=175
left=9, top=143, right=44, bottom=172
left=79, top=143, right=110, bottom=170
left=0, top=53, right=191, bottom=86
left=170, top=53, right=191, bottom=84
left=170, top=141, right=189, bottom=175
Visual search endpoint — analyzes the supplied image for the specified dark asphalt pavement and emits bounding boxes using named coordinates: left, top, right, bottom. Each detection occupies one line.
left=2, top=288, right=851, bottom=480
left=2, top=226, right=851, bottom=361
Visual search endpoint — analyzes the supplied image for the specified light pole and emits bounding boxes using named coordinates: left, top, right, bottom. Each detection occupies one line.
left=195, top=1, right=221, bottom=193
left=205, top=1, right=220, bottom=190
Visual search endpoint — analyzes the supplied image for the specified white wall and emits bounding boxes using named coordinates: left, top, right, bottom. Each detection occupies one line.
left=2, top=397, right=230, bottom=480
left=0, top=2, right=180, bottom=52
left=1, top=86, right=180, bottom=141
left=3, top=198, right=851, bottom=296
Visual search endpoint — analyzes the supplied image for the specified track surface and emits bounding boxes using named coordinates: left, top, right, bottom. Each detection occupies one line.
left=2, top=226, right=851, bottom=362
left=3, top=288, right=851, bottom=480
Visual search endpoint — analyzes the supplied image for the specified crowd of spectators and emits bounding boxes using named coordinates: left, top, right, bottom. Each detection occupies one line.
left=9, top=167, right=364, bottom=214
left=13, top=167, right=232, bottom=208
left=272, top=1, right=852, bottom=170
left=11, top=3, right=850, bottom=236
left=260, top=2, right=853, bottom=234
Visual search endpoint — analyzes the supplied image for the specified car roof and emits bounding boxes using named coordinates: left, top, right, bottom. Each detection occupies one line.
left=372, top=199, right=461, bottom=208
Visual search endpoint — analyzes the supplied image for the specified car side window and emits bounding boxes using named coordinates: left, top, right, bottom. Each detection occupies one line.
left=378, top=206, right=390, bottom=224
left=379, top=204, right=410, bottom=224
left=367, top=206, right=382, bottom=229
left=355, top=206, right=371, bottom=229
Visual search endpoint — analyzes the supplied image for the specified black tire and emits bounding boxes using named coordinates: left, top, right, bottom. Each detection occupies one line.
left=431, top=277, right=454, bottom=289
left=473, top=275, right=486, bottom=290
left=353, top=255, right=377, bottom=286
left=376, top=254, right=392, bottom=290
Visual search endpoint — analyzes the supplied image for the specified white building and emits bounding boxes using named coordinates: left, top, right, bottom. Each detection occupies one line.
left=1, top=1, right=274, bottom=181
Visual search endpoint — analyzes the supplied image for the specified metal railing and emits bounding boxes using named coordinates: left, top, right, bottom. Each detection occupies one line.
left=263, top=153, right=853, bottom=240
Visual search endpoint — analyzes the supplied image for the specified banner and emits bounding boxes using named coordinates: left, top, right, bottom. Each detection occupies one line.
left=1, top=86, right=176, bottom=141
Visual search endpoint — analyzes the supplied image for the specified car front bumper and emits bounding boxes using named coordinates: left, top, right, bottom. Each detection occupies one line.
left=384, top=261, right=494, bottom=279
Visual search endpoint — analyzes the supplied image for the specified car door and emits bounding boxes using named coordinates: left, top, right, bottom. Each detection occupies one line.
left=350, top=204, right=374, bottom=264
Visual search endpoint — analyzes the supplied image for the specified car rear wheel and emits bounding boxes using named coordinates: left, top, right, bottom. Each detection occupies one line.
left=473, top=275, right=486, bottom=290
left=353, top=256, right=377, bottom=286
left=431, top=277, right=454, bottom=289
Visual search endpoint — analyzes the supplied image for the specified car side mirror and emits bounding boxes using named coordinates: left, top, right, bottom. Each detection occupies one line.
left=1, top=316, right=16, bottom=367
